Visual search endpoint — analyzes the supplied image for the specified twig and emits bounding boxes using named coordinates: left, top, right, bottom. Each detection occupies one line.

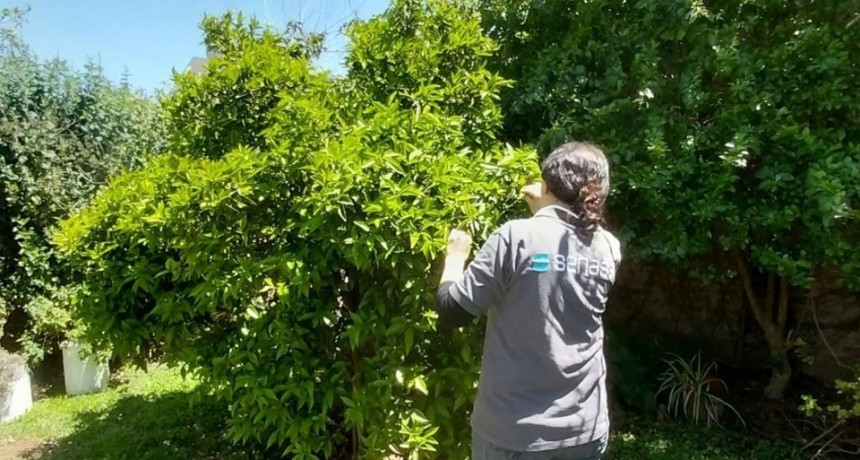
left=812, top=426, right=856, bottom=459
left=803, top=419, right=845, bottom=456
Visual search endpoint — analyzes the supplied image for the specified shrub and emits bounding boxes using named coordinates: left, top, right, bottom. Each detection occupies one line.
left=56, top=1, right=537, bottom=458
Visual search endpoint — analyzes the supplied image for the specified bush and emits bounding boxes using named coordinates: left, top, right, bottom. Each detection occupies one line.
left=56, top=1, right=537, bottom=458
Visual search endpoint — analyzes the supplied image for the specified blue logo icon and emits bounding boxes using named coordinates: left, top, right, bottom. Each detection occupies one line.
left=531, top=253, right=551, bottom=272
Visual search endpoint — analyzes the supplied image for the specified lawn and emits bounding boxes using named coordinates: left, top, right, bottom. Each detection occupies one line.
left=0, top=365, right=251, bottom=460
left=0, top=366, right=801, bottom=459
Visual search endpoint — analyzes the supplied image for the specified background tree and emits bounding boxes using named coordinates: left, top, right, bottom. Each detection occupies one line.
left=478, top=0, right=860, bottom=399
left=0, top=7, right=165, bottom=362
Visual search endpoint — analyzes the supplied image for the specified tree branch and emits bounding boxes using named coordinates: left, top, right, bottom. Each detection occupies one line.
left=805, top=419, right=846, bottom=459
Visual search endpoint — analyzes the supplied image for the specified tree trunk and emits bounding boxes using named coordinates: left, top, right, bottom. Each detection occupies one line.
left=733, top=250, right=792, bottom=399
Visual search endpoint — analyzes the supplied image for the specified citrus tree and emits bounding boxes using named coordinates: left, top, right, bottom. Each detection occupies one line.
left=57, top=1, right=537, bottom=458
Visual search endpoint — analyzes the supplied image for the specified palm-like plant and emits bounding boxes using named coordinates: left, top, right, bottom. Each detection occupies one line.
left=657, top=353, right=745, bottom=427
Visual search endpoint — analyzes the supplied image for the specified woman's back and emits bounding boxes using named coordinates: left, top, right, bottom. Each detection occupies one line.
left=450, top=206, right=621, bottom=451
left=436, top=141, right=620, bottom=459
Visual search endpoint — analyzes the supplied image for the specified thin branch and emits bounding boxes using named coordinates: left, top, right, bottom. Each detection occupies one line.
left=823, top=433, right=860, bottom=457
left=803, top=419, right=846, bottom=454
left=811, top=426, right=851, bottom=460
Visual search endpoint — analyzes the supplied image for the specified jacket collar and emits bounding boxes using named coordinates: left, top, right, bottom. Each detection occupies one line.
left=534, top=204, right=576, bottom=221
left=534, top=204, right=600, bottom=232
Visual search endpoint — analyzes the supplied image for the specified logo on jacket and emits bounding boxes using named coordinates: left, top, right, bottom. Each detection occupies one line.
left=529, top=253, right=614, bottom=279
left=530, top=253, right=552, bottom=272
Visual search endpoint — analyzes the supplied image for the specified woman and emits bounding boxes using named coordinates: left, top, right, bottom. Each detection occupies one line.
left=435, top=141, right=621, bottom=460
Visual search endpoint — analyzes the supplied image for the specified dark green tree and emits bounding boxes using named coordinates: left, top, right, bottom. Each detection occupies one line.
left=479, top=0, right=860, bottom=399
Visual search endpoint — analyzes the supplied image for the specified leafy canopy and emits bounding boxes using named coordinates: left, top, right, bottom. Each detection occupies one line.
left=482, top=0, right=860, bottom=288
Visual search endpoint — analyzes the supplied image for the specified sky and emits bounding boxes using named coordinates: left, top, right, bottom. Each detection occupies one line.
left=7, top=0, right=390, bottom=93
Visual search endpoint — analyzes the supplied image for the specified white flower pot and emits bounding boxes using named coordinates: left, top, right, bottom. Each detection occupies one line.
left=0, top=361, right=32, bottom=423
left=62, top=341, right=109, bottom=396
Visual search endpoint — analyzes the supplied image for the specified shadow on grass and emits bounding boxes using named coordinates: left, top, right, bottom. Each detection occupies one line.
left=22, top=391, right=258, bottom=460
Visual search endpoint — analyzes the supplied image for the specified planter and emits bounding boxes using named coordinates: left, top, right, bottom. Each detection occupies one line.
left=0, top=361, right=32, bottom=423
left=62, top=341, right=109, bottom=396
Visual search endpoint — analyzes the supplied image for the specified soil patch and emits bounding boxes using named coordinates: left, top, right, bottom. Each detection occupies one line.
left=0, top=438, right=51, bottom=460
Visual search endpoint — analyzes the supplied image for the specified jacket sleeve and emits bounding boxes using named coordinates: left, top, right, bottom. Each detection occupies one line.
left=435, top=280, right=477, bottom=330
left=448, top=228, right=511, bottom=317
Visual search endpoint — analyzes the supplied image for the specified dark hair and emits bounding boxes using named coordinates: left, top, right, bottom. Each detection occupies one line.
left=541, top=141, right=610, bottom=230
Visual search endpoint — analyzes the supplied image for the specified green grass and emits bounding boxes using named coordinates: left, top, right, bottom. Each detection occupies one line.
left=0, top=366, right=801, bottom=459
left=0, top=365, right=252, bottom=460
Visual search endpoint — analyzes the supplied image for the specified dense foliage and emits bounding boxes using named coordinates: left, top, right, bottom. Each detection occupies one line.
left=0, top=7, right=164, bottom=362
left=479, top=0, right=860, bottom=399
left=57, top=1, right=537, bottom=458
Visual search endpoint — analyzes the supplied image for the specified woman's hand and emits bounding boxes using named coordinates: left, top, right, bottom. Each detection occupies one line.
left=440, top=228, right=472, bottom=283
left=521, top=182, right=544, bottom=215
left=446, top=228, right=473, bottom=261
